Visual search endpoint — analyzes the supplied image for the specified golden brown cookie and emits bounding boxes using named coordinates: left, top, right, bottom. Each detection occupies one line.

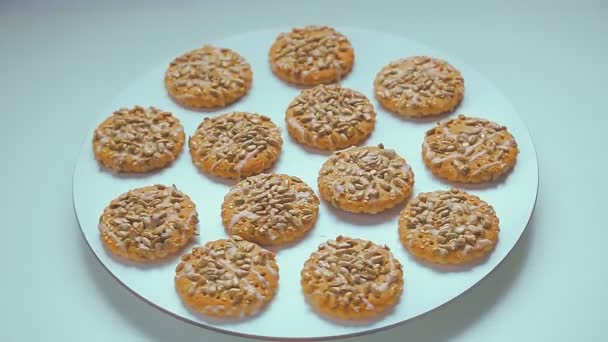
left=92, top=106, right=185, bottom=173
left=269, top=26, right=354, bottom=86
left=189, top=112, right=283, bottom=180
left=318, top=145, right=415, bottom=214
left=374, top=56, right=464, bottom=117
left=285, top=84, right=376, bottom=151
left=98, top=185, right=199, bottom=262
left=398, top=188, right=499, bottom=265
left=221, top=173, right=319, bottom=246
left=422, top=115, right=519, bottom=183
left=301, top=235, right=404, bottom=321
left=164, top=45, right=252, bottom=109
left=175, top=236, right=279, bottom=318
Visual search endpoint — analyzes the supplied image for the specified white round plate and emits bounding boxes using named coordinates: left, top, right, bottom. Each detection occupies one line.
left=73, top=27, right=538, bottom=340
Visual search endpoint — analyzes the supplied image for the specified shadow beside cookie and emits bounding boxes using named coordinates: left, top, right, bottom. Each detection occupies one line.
left=392, top=110, right=455, bottom=124
left=435, top=169, right=515, bottom=191
left=100, top=237, right=200, bottom=271
left=166, top=87, right=253, bottom=115
left=99, top=158, right=176, bottom=180
left=177, top=289, right=279, bottom=327
left=322, top=200, right=405, bottom=227
left=303, top=296, right=403, bottom=329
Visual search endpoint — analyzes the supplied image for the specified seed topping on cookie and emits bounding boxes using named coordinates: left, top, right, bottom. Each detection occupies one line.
left=189, top=112, right=283, bottom=179
left=270, top=26, right=354, bottom=85
left=301, top=236, right=403, bottom=319
left=165, top=45, right=252, bottom=108
left=399, top=188, right=499, bottom=265
left=175, top=236, right=278, bottom=318
left=286, top=84, right=375, bottom=150
left=318, top=145, right=414, bottom=213
left=423, top=115, right=518, bottom=182
left=99, top=184, right=198, bottom=261
left=93, top=106, right=184, bottom=172
left=222, top=173, right=319, bottom=245
left=374, top=56, right=464, bottom=116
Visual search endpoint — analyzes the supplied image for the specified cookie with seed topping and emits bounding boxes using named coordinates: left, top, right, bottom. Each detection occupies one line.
left=285, top=84, right=376, bottom=151
left=301, top=235, right=403, bottom=321
left=398, top=188, right=499, bottom=265
left=98, top=184, right=199, bottom=262
left=175, top=236, right=279, bottom=318
left=222, top=173, right=319, bottom=246
left=374, top=56, right=464, bottom=117
left=269, top=26, right=354, bottom=86
left=164, top=45, right=252, bottom=109
left=93, top=106, right=185, bottom=173
left=318, top=144, right=415, bottom=214
left=423, top=115, right=519, bottom=183
left=189, top=112, right=283, bottom=180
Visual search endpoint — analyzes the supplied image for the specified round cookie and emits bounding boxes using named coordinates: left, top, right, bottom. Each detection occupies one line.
left=398, top=188, right=500, bottom=265
left=175, top=236, right=279, bottom=318
left=374, top=56, right=464, bottom=117
left=164, top=45, right=252, bottom=109
left=269, top=26, right=354, bottom=86
left=189, top=112, right=283, bottom=180
left=318, top=144, right=415, bottom=214
left=301, top=235, right=404, bottom=321
left=221, top=173, right=319, bottom=246
left=98, top=184, right=199, bottom=262
left=422, top=115, right=519, bottom=183
left=92, top=106, right=185, bottom=173
left=285, top=84, right=376, bottom=151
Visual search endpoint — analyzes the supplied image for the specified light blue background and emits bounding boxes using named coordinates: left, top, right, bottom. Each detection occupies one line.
left=1, top=0, right=606, bottom=341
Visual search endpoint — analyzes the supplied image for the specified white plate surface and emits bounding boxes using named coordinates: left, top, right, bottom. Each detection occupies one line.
left=73, top=27, right=538, bottom=340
